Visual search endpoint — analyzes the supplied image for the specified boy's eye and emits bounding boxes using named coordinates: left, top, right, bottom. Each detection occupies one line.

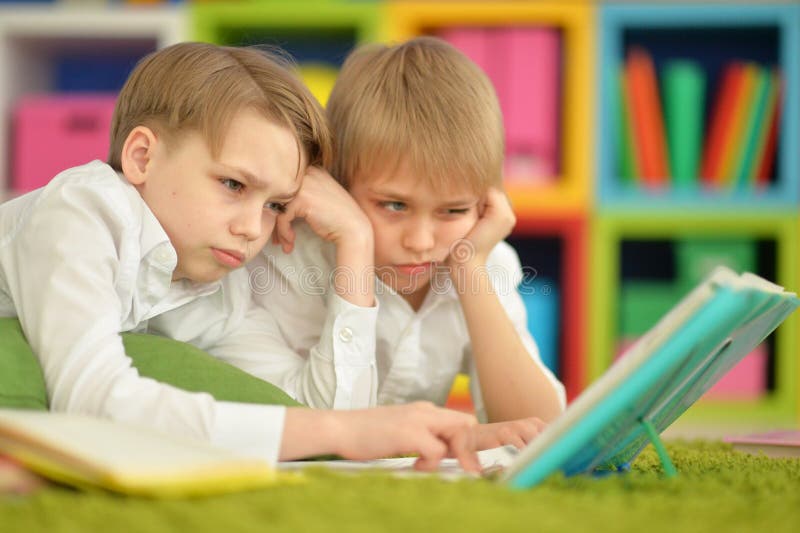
left=381, top=201, right=406, bottom=212
left=265, top=202, right=288, bottom=214
left=446, top=208, right=471, bottom=215
left=221, top=178, right=244, bottom=192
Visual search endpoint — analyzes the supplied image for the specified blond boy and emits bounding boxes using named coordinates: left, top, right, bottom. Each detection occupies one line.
left=247, top=37, right=565, bottom=450
left=0, top=42, right=481, bottom=470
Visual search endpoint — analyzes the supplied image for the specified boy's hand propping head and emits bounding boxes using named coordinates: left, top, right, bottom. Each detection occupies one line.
left=273, top=166, right=373, bottom=254
left=448, top=187, right=516, bottom=269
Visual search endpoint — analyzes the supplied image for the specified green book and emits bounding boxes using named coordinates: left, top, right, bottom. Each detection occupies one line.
left=735, top=66, right=772, bottom=188
left=617, top=66, right=638, bottom=185
left=663, top=61, right=706, bottom=188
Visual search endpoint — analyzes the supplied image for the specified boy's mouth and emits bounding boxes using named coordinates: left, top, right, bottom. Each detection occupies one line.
left=393, top=263, right=434, bottom=276
left=211, top=248, right=245, bottom=268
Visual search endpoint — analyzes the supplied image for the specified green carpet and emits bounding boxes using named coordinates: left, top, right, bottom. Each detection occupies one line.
left=2, top=441, right=799, bottom=533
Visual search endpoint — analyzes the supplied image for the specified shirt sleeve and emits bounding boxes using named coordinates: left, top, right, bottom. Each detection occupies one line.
left=2, top=178, right=285, bottom=464
left=216, top=262, right=379, bottom=410
left=466, top=242, right=567, bottom=423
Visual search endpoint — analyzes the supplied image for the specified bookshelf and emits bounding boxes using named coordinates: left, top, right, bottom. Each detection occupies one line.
left=0, top=3, right=186, bottom=199
left=593, top=2, right=800, bottom=425
left=0, top=1, right=798, bottom=424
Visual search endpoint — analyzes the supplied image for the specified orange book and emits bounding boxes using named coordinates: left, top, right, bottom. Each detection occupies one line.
left=755, top=73, right=783, bottom=186
left=719, top=63, right=758, bottom=185
left=625, top=47, right=670, bottom=186
left=699, top=63, right=746, bottom=186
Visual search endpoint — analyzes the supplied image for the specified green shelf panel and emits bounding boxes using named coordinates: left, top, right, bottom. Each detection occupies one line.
left=675, top=238, right=757, bottom=294
left=191, top=2, right=383, bottom=48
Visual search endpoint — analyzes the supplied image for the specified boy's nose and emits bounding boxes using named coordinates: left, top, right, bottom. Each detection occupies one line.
left=402, top=221, right=435, bottom=253
left=231, top=205, right=265, bottom=241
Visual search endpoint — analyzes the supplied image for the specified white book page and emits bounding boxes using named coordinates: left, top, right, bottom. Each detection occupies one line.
left=278, top=445, right=519, bottom=479
left=0, top=409, right=270, bottom=481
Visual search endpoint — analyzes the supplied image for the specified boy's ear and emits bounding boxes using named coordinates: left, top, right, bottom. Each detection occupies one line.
left=120, top=126, right=158, bottom=186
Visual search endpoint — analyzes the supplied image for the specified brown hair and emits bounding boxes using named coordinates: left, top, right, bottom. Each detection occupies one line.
left=108, top=42, right=331, bottom=173
left=326, top=36, right=504, bottom=194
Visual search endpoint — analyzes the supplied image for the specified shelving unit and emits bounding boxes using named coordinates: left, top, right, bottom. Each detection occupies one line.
left=593, top=2, right=800, bottom=425
left=0, top=4, right=186, bottom=198
left=512, top=214, right=588, bottom=401
left=0, top=1, right=798, bottom=424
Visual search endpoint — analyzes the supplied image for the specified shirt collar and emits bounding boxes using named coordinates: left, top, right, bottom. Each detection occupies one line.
left=376, top=269, right=459, bottom=315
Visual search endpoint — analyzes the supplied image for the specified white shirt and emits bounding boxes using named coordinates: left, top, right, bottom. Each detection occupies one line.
left=248, top=222, right=566, bottom=422
left=0, top=160, right=285, bottom=464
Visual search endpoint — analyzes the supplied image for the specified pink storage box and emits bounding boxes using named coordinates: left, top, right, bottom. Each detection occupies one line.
left=702, top=343, right=767, bottom=400
left=440, top=27, right=561, bottom=182
left=500, top=27, right=561, bottom=181
left=616, top=338, right=767, bottom=399
left=12, top=94, right=118, bottom=193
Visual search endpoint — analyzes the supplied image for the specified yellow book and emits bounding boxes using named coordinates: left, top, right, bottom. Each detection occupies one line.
left=0, top=409, right=284, bottom=498
left=719, top=63, right=757, bottom=185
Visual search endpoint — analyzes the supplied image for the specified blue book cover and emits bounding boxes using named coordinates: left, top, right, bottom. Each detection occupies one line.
left=503, top=267, right=799, bottom=488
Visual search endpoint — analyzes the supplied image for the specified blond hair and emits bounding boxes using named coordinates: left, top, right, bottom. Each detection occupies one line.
left=327, top=36, right=504, bottom=193
left=108, top=42, right=331, bottom=173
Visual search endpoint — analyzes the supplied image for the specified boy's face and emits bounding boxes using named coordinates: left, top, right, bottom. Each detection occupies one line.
left=130, top=109, right=302, bottom=283
left=349, top=162, right=481, bottom=304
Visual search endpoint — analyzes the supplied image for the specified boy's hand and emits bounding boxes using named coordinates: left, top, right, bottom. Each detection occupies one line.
left=282, top=402, right=481, bottom=472
left=273, top=167, right=372, bottom=254
left=473, top=417, right=547, bottom=451
left=449, top=187, right=515, bottom=267
left=334, top=402, right=481, bottom=472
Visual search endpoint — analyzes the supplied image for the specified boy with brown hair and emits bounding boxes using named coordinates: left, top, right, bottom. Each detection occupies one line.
left=248, top=36, right=565, bottom=450
left=0, top=42, right=481, bottom=471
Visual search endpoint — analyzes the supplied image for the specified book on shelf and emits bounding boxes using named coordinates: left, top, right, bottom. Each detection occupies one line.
left=0, top=409, right=282, bottom=497
left=618, top=53, right=782, bottom=191
left=718, top=63, right=758, bottom=185
left=754, top=71, right=782, bottom=187
left=735, top=66, right=772, bottom=188
left=663, top=60, right=705, bottom=188
left=699, top=62, right=746, bottom=186
left=625, top=46, right=670, bottom=186
left=617, top=66, right=640, bottom=183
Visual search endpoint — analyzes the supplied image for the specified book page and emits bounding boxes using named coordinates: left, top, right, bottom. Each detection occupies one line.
left=0, top=409, right=277, bottom=496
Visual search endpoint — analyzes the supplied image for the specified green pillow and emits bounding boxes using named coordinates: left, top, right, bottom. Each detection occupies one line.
left=0, top=318, right=48, bottom=410
left=0, top=317, right=302, bottom=410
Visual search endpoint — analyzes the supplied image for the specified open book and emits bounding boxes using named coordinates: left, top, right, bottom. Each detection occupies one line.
left=280, top=267, right=799, bottom=488
left=0, top=409, right=280, bottom=497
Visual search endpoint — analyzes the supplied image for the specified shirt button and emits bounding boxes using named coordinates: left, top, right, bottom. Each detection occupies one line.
left=338, top=327, right=353, bottom=343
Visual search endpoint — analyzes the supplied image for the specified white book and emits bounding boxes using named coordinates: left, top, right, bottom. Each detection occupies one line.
left=0, top=409, right=280, bottom=497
